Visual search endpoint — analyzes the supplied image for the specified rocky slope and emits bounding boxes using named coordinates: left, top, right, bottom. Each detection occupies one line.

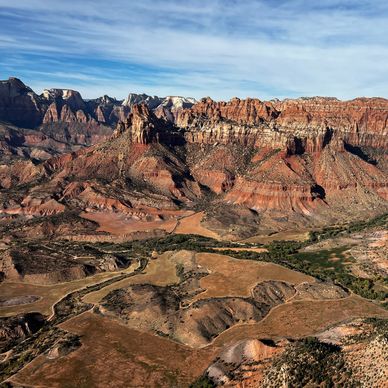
left=0, top=121, right=113, bottom=164
left=0, top=78, right=44, bottom=128
left=100, top=280, right=296, bottom=348
left=198, top=318, right=388, bottom=387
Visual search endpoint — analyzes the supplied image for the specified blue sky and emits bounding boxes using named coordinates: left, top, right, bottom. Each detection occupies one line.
left=0, top=0, right=387, bottom=100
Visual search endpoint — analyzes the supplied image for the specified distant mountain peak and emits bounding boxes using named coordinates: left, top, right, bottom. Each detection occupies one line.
left=122, top=92, right=197, bottom=110
left=42, top=88, right=83, bottom=100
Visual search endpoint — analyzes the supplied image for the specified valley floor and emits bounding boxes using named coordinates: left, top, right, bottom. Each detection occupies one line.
left=0, top=216, right=387, bottom=387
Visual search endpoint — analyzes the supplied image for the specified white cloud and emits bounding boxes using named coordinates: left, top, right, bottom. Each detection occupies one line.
left=1, top=0, right=387, bottom=100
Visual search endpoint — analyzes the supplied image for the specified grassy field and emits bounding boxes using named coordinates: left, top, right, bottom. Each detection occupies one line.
left=212, top=294, right=388, bottom=348
left=11, top=312, right=218, bottom=388
left=192, top=252, right=313, bottom=302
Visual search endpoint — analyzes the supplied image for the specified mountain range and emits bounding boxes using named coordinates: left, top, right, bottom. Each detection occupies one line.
left=0, top=77, right=387, bottom=240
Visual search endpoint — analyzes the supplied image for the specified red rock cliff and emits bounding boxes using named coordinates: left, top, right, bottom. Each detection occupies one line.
left=175, top=96, right=388, bottom=152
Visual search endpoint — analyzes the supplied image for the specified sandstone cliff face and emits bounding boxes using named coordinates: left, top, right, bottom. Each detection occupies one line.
left=175, top=96, right=388, bottom=152
left=176, top=97, right=279, bottom=127
left=42, top=88, right=86, bottom=111
left=42, top=102, right=60, bottom=123
left=85, top=96, right=129, bottom=125
left=83, top=99, right=386, bottom=221
left=274, top=97, right=388, bottom=149
left=96, top=93, right=386, bottom=155
left=0, top=78, right=116, bottom=129
left=122, top=93, right=196, bottom=111
left=113, top=104, right=183, bottom=145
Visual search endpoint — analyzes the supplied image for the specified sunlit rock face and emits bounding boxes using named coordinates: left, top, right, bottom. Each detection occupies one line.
left=174, top=96, right=388, bottom=151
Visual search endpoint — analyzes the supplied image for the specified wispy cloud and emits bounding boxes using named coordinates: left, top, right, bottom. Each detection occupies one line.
left=0, top=0, right=387, bottom=99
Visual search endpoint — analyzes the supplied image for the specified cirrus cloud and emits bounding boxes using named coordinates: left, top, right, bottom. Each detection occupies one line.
left=0, top=0, right=387, bottom=100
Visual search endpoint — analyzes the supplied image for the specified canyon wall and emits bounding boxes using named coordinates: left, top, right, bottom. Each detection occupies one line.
left=175, top=96, right=388, bottom=152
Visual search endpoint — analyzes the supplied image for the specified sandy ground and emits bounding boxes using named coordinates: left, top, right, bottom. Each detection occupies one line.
left=79, top=210, right=222, bottom=242
left=80, top=211, right=179, bottom=235
left=174, top=211, right=221, bottom=239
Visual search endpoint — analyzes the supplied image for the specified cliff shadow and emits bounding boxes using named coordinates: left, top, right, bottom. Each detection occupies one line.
left=311, top=184, right=326, bottom=200
left=344, top=143, right=377, bottom=165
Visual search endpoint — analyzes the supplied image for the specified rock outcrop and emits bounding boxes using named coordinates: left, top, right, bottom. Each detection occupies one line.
left=112, top=103, right=182, bottom=145
left=0, top=313, right=45, bottom=351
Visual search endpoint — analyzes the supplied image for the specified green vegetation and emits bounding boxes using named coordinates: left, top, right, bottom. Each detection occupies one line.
left=190, top=375, right=216, bottom=388
left=364, top=317, right=388, bottom=337
left=218, top=242, right=387, bottom=302
left=0, top=327, right=80, bottom=382
left=95, top=233, right=238, bottom=258
left=343, top=317, right=388, bottom=345
left=209, top=213, right=388, bottom=303
left=91, top=213, right=388, bottom=303
left=309, top=213, right=388, bottom=242
left=175, top=263, right=185, bottom=281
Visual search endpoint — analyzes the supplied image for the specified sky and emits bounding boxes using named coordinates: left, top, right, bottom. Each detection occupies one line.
left=0, top=0, right=387, bottom=100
